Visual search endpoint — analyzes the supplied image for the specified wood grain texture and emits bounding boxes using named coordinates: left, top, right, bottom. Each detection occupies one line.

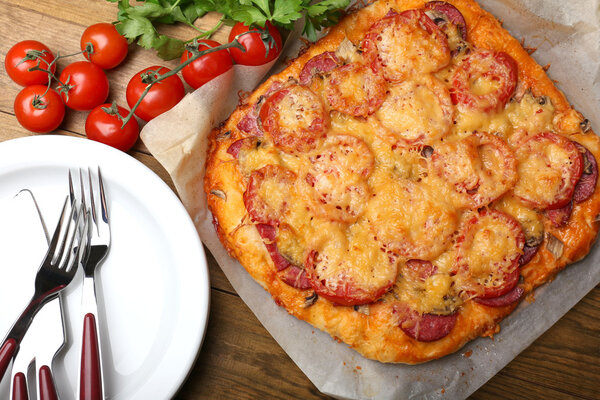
left=0, top=1, right=598, bottom=399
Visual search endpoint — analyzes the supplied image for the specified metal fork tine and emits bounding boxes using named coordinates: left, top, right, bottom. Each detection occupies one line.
left=88, top=168, right=98, bottom=233
left=54, top=201, right=78, bottom=266
left=60, top=204, right=83, bottom=271
left=79, top=169, right=87, bottom=210
left=69, top=170, right=75, bottom=205
left=98, top=167, right=108, bottom=223
left=46, top=197, right=69, bottom=261
left=67, top=210, right=90, bottom=273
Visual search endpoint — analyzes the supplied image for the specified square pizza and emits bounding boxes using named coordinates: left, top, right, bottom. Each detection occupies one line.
left=204, top=0, right=600, bottom=363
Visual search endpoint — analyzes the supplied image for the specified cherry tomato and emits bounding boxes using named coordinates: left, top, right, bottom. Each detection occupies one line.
left=58, top=61, right=109, bottom=111
left=5, top=40, right=56, bottom=86
left=228, top=22, right=282, bottom=66
left=85, top=103, right=139, bottom=152
left=180, top=39, right=233, bottom=89
left=81, top=23, right=128, bottom=69
left=126, top=66, right=185, bottom=122
left=13, top=85, right=65, bottom=133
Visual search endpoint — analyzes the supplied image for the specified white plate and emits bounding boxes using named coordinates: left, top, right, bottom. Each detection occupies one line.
left=0, top=135, right=210, bottom=400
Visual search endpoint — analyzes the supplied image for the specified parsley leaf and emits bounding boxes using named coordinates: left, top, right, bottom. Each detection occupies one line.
left=109, top=0, right=350, bottom=60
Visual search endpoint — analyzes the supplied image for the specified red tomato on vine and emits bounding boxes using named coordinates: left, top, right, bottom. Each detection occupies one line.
left=58, top=61, right=109, bottom=111
left=81, top=23, right=129, bottom=70
left=228, top=22, right=282, bottom=66
left=85, top=103, right=139, bottom=152
left=13, top=85, right=65, bottom=133
left=180, top=39, right=233, bottom=89
left=5, top=40, right=56, bottom=86
left=126, top=66, right=185, bottom=122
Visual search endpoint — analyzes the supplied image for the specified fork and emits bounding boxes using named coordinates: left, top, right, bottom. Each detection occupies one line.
left=0, top=196, right=86, bottom=382
left=72, top=168, right=110, bottom=400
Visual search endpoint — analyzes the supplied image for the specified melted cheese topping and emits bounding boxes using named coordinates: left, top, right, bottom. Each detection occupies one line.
left=514, top=141, right=570, bottom=205
left=465, top=219, right=519, bottom=278
left=375, top=76, right=452, bottom=144
left=312, top=219, right=398, bottom=291
left=376, top=14, right=450, bottom=81
left=494, top=196, right=544, bottom=242
left=366, top=172, right=458, bottom=260
left=394, top=269, right=457, bottom=314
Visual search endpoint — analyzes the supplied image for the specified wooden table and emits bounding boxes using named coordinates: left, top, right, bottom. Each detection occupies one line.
left=1, top=1, right=598, bottom=399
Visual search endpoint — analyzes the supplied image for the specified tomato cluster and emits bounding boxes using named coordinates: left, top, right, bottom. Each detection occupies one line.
left=5, top=21, right=282, bottom=152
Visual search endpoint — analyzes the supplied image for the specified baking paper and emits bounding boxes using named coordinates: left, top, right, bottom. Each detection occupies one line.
left=140, top=2, right=600, bottom=398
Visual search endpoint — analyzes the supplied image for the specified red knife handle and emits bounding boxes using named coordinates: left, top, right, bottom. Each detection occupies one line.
left=80, top=313, right=102, bottom=400
left=39, top=365, right=58, bottom=400
left=12, top=372, right=28, bottom=400
left=0, top=338, right=17, bottom=381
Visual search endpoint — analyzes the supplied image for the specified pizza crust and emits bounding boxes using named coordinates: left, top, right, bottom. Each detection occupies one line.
left=204, top=0, right=600, bottom=363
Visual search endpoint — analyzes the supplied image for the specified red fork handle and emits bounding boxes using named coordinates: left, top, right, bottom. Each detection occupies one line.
left=0, top=338, right=17, bottom=381
left=80, top=313, right=102, bottom=400
left=12, top=371, right=28, bottom=400
left=39, top=365, right=58, bottom=400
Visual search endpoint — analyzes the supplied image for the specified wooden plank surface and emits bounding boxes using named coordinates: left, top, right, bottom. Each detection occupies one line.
left=0, top=1, right=598, bottom=399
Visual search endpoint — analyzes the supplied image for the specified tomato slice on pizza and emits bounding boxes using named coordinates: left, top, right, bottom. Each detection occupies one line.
left=367, top=177, right=458, bottom=260
left=244, top=164, right=297, bottom=225
left=324, top=62, right=387, bottom=117
left=451, top=49, right=518, bottom=112
left=362, top=9, right=451, bottom=82
left=302, top=134, right=374, bottom=223
left=259, top=85, right=329, bottom=153
left=455, top=209, right=525, bottom=299
left=375, top=75, right=453, bottom=146
left=432, top=131, right=518, bottom=208
left=513, top=132, right=583, bottom=210
left=305, top=225, right=398, bottom=306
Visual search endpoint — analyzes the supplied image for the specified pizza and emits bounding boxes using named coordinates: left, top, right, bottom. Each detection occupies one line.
left=204, top=0, right=600, bottom=363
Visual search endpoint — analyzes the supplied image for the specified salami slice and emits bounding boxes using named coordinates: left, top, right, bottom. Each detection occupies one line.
left=396, top=304, right=458, bottom=342
left=237, top=110, right=261, bottom=136
left=375, top=75, right=453, bottom=146
left=455, top=209, right=524, bottom=299
left=573, top=142, right=598, bottom=203
left=303, top=135, right=374, bottom=223
left=299, top=51, right=339, bottom=85
left=256, top=224, right=311, bottom=289
left=546, top=201, right=573, bottom=227
left=424, top=1, right=467, bottom=40
left=519, top=243, right=540, bottom=266
left=255, top=224, right=293, bottom=271
left=279, top=266, right=312, bottom=290
left=474, top=285, right=524, bottom=307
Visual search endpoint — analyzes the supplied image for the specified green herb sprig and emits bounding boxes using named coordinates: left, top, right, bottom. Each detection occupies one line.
left=107, top=0, right=350, bottom=60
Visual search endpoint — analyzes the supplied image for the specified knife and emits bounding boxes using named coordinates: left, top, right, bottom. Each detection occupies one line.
left=6, top=190, right=64, bottom=400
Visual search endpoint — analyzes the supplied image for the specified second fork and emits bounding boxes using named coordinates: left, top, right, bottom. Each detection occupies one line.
left=70, top=168, right=111, bottom=400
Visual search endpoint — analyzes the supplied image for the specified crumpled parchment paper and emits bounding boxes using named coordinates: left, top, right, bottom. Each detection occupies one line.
left=140, top=2, right=600, bottom=398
